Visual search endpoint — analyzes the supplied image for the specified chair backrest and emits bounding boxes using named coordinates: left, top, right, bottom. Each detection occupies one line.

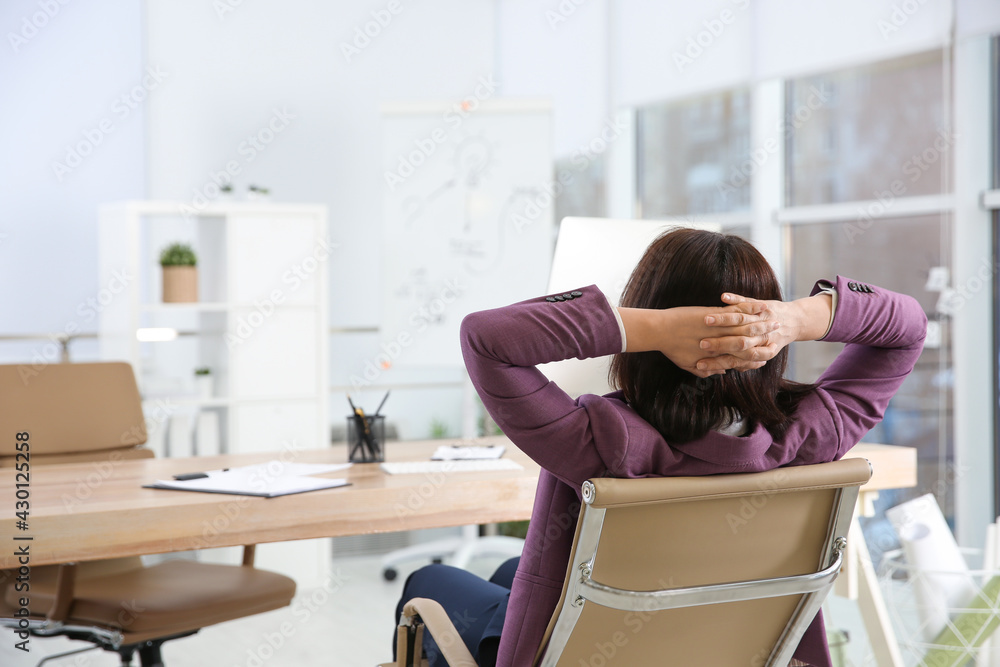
left=536, top=458, right=872, bottom=667
left=0, top=362, right=151, bottom=466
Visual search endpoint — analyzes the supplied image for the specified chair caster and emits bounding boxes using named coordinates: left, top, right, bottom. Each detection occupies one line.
left=383, top=568, right=398, bottom=581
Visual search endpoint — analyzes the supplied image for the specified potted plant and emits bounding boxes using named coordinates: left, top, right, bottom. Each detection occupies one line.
left=247, top=184, right=270, bottom=201
left=159, top=242, right=198, bottom=303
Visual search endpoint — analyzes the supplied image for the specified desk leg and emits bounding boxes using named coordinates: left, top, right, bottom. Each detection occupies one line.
left=851, top=518, right=905, bottom=667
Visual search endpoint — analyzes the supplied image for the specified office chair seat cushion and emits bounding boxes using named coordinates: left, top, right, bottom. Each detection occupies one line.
left=12, top=560, right=296, bottom=640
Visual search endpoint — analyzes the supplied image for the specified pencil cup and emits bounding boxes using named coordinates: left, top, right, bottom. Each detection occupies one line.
left=346, top=414, right=385, bottom=463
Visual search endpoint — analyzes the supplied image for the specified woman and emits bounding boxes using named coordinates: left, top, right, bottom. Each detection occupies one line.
left=395, top=228, right=926, bottom=667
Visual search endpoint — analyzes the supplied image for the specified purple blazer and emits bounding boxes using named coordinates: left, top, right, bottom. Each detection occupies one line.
left=460, top=276, right=927, bottom=667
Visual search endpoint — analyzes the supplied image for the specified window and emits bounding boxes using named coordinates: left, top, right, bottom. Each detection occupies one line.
left=788, top=213, right=951, bottom=555
left=786, top=50, right=947, bottom=207
left=637, top=89, right=753, bottom=217
left=554, top=154, right=606, bottom=223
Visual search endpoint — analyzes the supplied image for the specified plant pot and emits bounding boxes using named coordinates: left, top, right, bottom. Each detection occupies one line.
left=195, top=374, right=213, bottom=400
left=162, top=266, right=198, bottom=303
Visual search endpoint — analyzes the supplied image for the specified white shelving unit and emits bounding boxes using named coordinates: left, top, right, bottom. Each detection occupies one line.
left=98, top=200, right=332, bottom=586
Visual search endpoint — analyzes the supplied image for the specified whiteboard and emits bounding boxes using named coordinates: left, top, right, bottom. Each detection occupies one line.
left=380, top=100, right=554, bottom=368
left=540, top=217, right=722, bottom=398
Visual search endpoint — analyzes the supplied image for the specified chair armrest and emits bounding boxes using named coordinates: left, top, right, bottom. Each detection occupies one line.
left=47, top=563, right=77, bottom=622
left=399, top=598, right=476, bottom=666
left=242, top=545, right=256, bottom=567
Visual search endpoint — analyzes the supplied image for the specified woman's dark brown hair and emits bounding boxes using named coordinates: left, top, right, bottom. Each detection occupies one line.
left=608, top=227, right=814, bottom=443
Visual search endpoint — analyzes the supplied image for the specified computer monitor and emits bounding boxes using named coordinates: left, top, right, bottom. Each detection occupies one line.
left=539, top=217, right=721, bottom=398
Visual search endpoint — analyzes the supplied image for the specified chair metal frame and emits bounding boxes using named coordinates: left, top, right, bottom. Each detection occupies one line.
left=388, top=458, right=870, bottom=667
left=538, top=468, right=865, bottom=667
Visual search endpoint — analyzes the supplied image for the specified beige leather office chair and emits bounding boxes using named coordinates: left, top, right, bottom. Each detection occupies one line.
left=0, top=362, right=297, bottom=667
left=387, top=457, right=872, bottom=667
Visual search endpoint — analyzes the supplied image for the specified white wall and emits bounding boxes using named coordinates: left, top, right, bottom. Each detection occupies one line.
left=144, top=0, right=497, bottom=328
left=610, top=0, right=984, bottom=107
left=0, top=0, right=145, bottom=359
left=496, top=0, right=609, bottom=157
left=141, top=0, right=499, bottom=438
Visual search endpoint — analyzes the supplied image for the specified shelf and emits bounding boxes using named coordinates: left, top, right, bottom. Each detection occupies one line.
left=142, top=394, right=323, bottom=408
left=100, top=200, right=329, bottom=456
left=140, top=302, right=230, bottom=313
left=140, top=302, right=318, bottom=312
left=101, top=200, right=328, bottom=218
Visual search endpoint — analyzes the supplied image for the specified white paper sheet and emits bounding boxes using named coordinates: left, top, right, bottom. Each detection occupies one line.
left=145, top=460, right=354, bottom=498
left=146, top=473, right=350, bottom=498
left=431, top=445, right=506, bottom=460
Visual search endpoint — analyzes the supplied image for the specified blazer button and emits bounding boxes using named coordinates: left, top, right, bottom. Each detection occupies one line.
left=562, top=293, right=574, bottom=300
left=545, top=296, right=557, bottom=302
left=848, top=282, right=858, bottom=292
left=553, top=295, right=565, bottom=301
left=571, top=291, right=583, bottom=297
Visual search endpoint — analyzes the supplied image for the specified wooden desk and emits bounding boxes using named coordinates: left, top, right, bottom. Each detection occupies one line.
left=1, top=439, right=911, bottom=568
left=1, top=434, right=914, bottom=663
left=0, top=436, right=539, bottom=569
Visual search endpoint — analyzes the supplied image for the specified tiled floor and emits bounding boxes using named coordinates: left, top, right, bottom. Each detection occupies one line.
left=0, top=554, right=509, bottom=667
left=1, top=553, right=887, bottom=667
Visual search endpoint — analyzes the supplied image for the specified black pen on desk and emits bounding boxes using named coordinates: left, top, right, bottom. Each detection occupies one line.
left=173, top=468, right=228, bottom=481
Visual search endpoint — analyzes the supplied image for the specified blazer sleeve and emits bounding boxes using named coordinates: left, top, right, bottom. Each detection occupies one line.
left=792, top=274, right=928, bottom=463
left=460, top=285, right=625, bottom=487
left=461, top=277, right=928, bottom=483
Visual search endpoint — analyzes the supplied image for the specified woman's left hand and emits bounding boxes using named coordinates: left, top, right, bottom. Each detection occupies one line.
left=620, top=302, right=780, bottom=378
